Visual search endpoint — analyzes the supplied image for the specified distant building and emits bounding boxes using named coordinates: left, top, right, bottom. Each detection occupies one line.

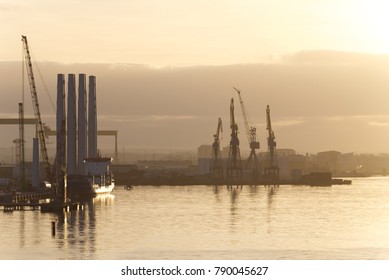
left=197, top=145, right=212, bottom=175
left=221, top=146, right=230, bottom=159
left=316, top=150, right=341, bottom=173
left=197, top=145, right=212, bottom=159
left=277, top=149, right=296, bottom=157
left=278, top=154, right=307, bottom=180
left=137, top=160, right=195, bottom=178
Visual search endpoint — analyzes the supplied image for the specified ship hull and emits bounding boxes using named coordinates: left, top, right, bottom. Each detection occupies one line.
left=67, top=174, right=114, bottom=198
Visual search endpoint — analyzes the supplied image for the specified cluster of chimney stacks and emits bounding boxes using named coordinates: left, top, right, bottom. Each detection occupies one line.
left=56, top=74, right=98, bottom=176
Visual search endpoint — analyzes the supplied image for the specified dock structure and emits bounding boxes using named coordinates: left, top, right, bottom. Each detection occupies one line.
left=0, top=191, right=81, bottom=213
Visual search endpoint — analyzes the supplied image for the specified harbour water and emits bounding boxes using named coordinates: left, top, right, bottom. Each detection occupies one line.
left=1, top=176, right=389, bottom=260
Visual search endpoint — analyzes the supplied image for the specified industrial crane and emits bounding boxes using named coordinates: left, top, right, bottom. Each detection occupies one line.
left=264, top=105, right=279, bottom=180
left=18, top=103, right=26, bottom=190
left=210, top=117, right=224, bottom=179
left=233, top=87, right=260, bottom=179
left=22, top=35, right=53, bottom=182
left=226, top=98, right=242, bottom=181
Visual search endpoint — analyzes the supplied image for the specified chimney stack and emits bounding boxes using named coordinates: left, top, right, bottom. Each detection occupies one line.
left=78, top=74, right=87, bottom=174
left=67, top=74, right=77, bottom=174
left=88, top=75, right=97, bottom=158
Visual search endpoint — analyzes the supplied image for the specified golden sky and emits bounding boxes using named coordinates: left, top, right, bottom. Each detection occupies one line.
left=1, top=1, right=389, bottom=154
left=1, top=0, right=389, bottom=66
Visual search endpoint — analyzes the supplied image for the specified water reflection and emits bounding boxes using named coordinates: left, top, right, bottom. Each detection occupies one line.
left=248, top=185, right=260, bottom=196
left=265, top=185, right=278, bottom=207
left=212, top=185, right=222, bottom=204
left=227, top=185, right=243, bottom=231
left=265, top=185, right=279, bottom=234
left=19, top=211, right=25, bottom=248
left=54, top=194, right=114, bottom=259
left=15, top=210, right=43, bottom=250
left=3, top=179, right=389, bottom=259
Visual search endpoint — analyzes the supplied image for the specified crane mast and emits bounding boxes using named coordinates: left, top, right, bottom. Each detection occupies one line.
left=21, top=35, right=53, bottom=182
left=210, top=117, right=223, bottom=179
left=233, top=87, right=260, bottom=179
left=264, top=105, right=279, bottom=180
left=226, top=98, right=242, bottom=181
left=18, top=103, right=26, bottom=190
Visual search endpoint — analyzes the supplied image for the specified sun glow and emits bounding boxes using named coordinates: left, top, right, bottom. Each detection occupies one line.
left=350, top=0, right=389, bottom=53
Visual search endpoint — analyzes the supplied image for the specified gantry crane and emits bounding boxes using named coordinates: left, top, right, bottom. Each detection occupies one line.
left=233, top=87, right=260, bottom=180
left=226, top=98, right=242, bottom=181
left=22, top=35, right=53, bottom=182
left=210, top=117, right=224, bottom=179
left=264, top=105, right=279, bottom=180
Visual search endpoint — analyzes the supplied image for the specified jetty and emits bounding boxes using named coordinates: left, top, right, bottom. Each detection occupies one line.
left=0, top=190, right=81, bottom=213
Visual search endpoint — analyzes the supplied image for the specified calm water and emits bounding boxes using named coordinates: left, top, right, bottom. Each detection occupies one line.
left=1, top=177, right=389, bottom=260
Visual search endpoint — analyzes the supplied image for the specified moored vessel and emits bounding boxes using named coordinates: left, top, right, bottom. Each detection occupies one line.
left=67, top=157, right=114, bottom=198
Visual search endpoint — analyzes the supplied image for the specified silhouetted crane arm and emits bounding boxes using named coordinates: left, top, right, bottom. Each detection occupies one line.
left=22, top=35, right=52, bottom=182
left=266, top=105, right=277, bottom=165
left=234, top=87, right=259, bottom=150
left=266, top=105, right=275, bottom=142
left=266, top=105, right=272, bottom=133
left=215, top=117, right=223, bottom=139
left=230, top=98, right=236, bottom=129
left=233, top=87, right=251, bottom=145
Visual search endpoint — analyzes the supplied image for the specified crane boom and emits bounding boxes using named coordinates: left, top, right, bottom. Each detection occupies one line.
left=210, top=117, right=224, bottom=180
left=266, top=105, right=275, bottom=150
left=226, top=98, right=242, bottom=180
left=22, top=35, right=52, bottom=182
left=266, top=105, right=273, bottom=135
left=264, top=105, right=278, bottom=181
left=233, top=87, right=259, bottom=179
left=233, top=87, right=251, bottom=145
left=233, top=87, right=259, bottom=150
left=215, top=117, right=223, bottom=139
left=230, top=98, right=236, bottom=129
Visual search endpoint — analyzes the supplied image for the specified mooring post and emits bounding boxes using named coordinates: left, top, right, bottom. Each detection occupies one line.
left=51, top=221, right=56, bottom=236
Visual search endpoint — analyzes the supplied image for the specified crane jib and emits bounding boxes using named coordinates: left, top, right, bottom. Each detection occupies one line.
left=22, top=35, right=53, bottom=182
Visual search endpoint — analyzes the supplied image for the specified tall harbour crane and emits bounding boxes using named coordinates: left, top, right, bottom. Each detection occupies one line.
left=210, top=117, right=224, bottom=179
left=22, top=35, right=53, bottom=182
left=264, top=105, right=279, bottom=180
left=226, top=98, right=242, bottom=181
left=233, top=87, right=260, bottom=179
left=18, top=103, right=26, bottom=190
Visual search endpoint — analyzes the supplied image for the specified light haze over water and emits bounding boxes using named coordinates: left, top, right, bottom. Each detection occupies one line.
left=1, top=177, right=389, bottom=260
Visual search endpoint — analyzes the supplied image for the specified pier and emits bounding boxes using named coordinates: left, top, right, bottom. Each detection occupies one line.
left=0, top=191, right=81, bottom=213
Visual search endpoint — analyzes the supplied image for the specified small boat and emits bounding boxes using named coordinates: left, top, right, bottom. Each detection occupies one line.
left=67, top=157, right=115, bottom=198
left=124, top=185, right=133, bottom=190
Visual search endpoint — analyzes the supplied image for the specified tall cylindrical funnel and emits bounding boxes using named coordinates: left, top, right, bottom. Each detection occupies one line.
left=88, top=75, right=97, bottom=158
left=32, top=137, right=40, bottom=188
left=78, top=74, right=87, bottom=174
left=67, top=74, right=77, bottom=174
left=56, top=74, right=66, bottom=177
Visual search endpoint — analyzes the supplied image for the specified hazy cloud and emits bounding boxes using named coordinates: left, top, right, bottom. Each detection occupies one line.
left=272, top=119, right=305, bottom=127
left=99, top=114, right=198, bottom=123
left=0, top=4, right=17, bottom=11
left=319, top=114, right=389, bottom=124
left=2, top=51, right=389, bottom=153
left=368, top=122, right=389, bottom=127
left=283, top=50, right=389, bottom=66
left=150, top=115, right=198, bottom=121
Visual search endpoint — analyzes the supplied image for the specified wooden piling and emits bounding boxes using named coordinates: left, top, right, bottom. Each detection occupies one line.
left=51, top=221, right=56, bottom=236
